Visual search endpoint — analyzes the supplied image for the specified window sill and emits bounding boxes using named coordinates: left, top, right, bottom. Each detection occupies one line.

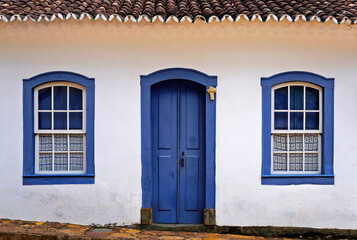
left=261, top=174, right=334, bottom=185
left=23, top=174, right=95, bottom=185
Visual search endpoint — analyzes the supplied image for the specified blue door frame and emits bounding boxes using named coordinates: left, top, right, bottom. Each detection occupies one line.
left=140, top=68, right=217, bottom=224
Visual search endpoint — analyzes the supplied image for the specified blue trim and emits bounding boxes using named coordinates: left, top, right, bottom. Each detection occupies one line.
left=140, top=68, right=217, bottom=210
left=262, top=176, right=334, bottom=185
left=261, top=71, right=334, bottom=185
left=23, top=71, right=95, bottom=185
left=23, top=175, right=95, bottom=185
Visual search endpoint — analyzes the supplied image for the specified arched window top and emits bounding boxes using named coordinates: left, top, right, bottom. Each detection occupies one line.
left=24, top=71, right=94, bottom=90
left=272, top=81, right=322, bottom=91
left=261, top=71, right=334, bottom=88
left=35, top=81, right=85, bottom=91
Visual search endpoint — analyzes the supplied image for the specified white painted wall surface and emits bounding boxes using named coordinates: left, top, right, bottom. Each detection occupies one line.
left=0, top=19, right=356, bottom=229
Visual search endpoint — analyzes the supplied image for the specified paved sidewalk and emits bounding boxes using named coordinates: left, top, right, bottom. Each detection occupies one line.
left=0, top=219, right=296, bottom=240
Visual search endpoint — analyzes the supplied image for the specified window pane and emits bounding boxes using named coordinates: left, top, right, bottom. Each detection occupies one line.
left=39, top=153, right=52, bottom=171
left=290, top=112, right=303, bottom=130
left=274, top=87, right=288, bottom=110
left=38, top=112, right=51, bottom=129
left=274, top=112, right=288, bottom=130
left=305, top=153, right=318, bottom=171
left=54, top=134, right=68, bottom=151
left=54, top=153, right=68, bottom=171
left=54, top=112, right=67, bottom=130
left=70, top=153, right=84, bottom=171
left=289, top=153, right=303, bottom=171
left=306, top=112, right=319, bottom=130
left=70, top=135, right=83, bottom=151
left=305, top=134, right=319, bottom=151
left=273, top=153, right=287, bottom=171
left=290, top=86, right=304, bottom=110
left=54, top=86, right=67, bottom=110
left=38, top=87, right=51, bottom=110
left=69, top=112, right=83, bottom=130
left=273, top=134, right=287, bottom=151
left=306, top=87, right=319, bottom=110
left=39, top=134, right=52, bottom=151
left=69, top=87, right=83, bottom=110
left=289, top=134, right=303, bottom=151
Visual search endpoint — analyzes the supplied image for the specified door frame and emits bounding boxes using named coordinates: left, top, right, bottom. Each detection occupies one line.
left=140, top=68, right=217, bottom=225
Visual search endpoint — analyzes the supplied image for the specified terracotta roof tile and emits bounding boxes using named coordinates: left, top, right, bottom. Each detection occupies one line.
left=0, top=0, right=356, bottom=24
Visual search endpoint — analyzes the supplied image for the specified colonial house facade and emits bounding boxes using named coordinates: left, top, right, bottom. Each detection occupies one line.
left=0, top=0, right=356, bottom=230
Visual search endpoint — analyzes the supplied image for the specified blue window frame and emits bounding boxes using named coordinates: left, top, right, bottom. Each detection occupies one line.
left=23, top=71, right=95, bottom=185
left=261, top=71, right=334, bottom=185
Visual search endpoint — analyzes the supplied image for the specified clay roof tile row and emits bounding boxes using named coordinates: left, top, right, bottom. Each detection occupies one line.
left=0, top=0, right=356, bottom=24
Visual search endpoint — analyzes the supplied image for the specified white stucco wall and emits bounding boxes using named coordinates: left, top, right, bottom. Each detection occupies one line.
left=0, top=19, right=356, bottom=229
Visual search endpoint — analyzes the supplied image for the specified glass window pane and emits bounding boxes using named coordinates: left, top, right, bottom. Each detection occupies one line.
left=290, top=112, right=303, bottom=130
left=274, top=87, right=288, bottom=110
left=273, top=153, right=287, bottom=171
left=306, top=112, right=319, bottom=130
left=69, top=112, right=83, bottom=130
left=54, top=134, right=68, bottom=151
left=305, top=153, right=318, bottom=171
left=39, top=134, right=52, bottom=151
left=289, top=153, right=303, bottom=171
left=70, top=153, right=84, bottom=171
left=54, top=86, right=67, bottom=110
left=39, top=153, right=52, bottom=171
left=54, top=112, right=67, bottom=130
left=274, top=112, right=288, bottom=130
left=306, top=87, right=319, bottom=110
left=70, top=135, right=84, bottom=151
left=54, top=153, right=68, bottom=171
left=289, top=134, right=303, bottom=151
left=38, top=87, right=51, bottom=110
left=273, top=134, right=287, bottom=151
left=38, top=112, right=51, bottom=129
left=305, top=134, right=319, bottom=151
left=69, top=87, right=83, bottom=110
left=290, top=86, right=304, bottom=110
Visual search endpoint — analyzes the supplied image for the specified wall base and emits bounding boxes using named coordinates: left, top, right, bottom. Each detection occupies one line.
left=134, top=224, right=357, bottom=239
left=140, top=208, right=153, bottom=225
left=204, top=209, right=216, bottom=226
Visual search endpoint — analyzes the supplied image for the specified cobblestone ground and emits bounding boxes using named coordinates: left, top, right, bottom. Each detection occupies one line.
left=0, top=219, right=298, bottom=240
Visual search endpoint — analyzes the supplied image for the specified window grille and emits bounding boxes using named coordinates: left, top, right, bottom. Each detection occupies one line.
left=271, top=83, right=322, bottom=174
left=34, top=83, right=86, bottom=174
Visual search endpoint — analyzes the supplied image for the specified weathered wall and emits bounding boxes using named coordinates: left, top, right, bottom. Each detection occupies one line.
left=0, top=19, right=356, bottom=229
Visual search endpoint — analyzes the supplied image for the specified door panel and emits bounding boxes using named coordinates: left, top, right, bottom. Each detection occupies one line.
left=152, top=81, right=178, bottom=223
left=158, top=87, right=173, bottom=149
left=186, top=86, right=200, bottom=149
left=158, top=156, right=175, bottom=211
left=185, top=156, right=199, bottom=211
left=178, top=81, right=205, bottom=223
left=152, top=80, right=205, bottom=224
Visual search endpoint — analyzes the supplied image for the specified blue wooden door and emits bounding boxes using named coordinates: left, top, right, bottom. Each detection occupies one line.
left=151, top=80, right=205, bottom=224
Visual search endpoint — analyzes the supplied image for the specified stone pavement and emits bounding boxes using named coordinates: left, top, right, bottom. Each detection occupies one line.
left=0, top=219, right=297, bottom=240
